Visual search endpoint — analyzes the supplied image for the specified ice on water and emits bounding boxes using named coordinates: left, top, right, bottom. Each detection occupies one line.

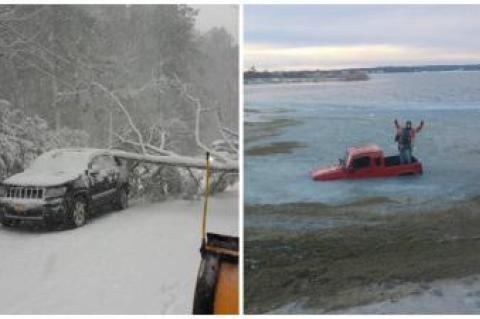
left=245, top=71, right=480, bottom=206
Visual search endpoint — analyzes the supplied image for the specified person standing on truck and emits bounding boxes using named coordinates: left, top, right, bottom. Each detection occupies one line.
left=394, top=119, right=424, bottom=164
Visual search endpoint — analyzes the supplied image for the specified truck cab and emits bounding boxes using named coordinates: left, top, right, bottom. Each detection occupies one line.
left=312, top=144, right=423, bottom=181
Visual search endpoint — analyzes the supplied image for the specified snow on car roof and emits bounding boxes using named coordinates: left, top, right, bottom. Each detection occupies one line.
left=46, top=148, right=111, bottom=157
left=28, top=148, right=115, bottom=171
left=2, top=149, right=118, bottom=186
left=41, top=148, right=123, bottom=160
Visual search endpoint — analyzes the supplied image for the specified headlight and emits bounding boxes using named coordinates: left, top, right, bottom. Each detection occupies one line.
left=0, top=185, right=6, bottom=197
left=44, top=186, right=67, bottom=198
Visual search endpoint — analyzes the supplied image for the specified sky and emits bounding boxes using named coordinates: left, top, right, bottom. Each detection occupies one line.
left=245, top=5, right=480, bottom=71
left=192, top=5, right=238, bottom=42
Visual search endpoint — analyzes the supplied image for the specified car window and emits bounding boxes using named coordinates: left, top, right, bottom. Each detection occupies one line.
left=103, top=156, right=117, bottom=169
left=114, top=157, right=123, bottom=167
left=351, top=156, right=371, bottom=169
left=91, top=155, right=116, bottom=171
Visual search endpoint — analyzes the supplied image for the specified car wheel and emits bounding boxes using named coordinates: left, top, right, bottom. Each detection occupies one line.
left=0, top=219, right=13, bottom=227
left=115, top=187, right=128, bottom=211
left=70, top=197, right=88, bottom=228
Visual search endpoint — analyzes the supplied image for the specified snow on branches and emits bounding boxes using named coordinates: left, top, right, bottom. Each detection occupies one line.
left=0, top=100, right=89, bottom=179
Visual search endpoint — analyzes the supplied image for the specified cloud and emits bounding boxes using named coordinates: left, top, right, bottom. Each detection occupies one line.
left=245, top=43, right=480, bottom=70
left=245, top=5, right=480, bottom=69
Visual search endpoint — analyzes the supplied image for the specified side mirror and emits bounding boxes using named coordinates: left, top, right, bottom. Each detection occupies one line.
left=89, top=167, right=100, bottom=176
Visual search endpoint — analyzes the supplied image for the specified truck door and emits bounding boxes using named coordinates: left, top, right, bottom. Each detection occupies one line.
left=373, top=157, right=382, bottom=177
left=349, top=156, right=372, bottom=178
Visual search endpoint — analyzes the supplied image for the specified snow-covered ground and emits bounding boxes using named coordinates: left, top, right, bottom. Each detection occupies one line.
left=0, top=187, right=238, bottom=314
left=271, top=275, right=480, bottom=314
left=340, top=275, right=480, bottom=314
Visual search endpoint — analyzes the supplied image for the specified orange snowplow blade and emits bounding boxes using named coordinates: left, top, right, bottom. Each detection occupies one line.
left=192, top=233, right=239, bottom=314
left=213, top=258, right=239, bottom=314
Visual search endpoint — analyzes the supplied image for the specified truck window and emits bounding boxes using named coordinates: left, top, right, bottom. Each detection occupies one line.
left=351, top=156, right=371, bottom=169
left=375, top=158, right=381, bottom=167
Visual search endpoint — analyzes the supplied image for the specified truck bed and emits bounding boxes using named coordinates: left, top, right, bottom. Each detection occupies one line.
left=384, top=155, right=418, bottom=167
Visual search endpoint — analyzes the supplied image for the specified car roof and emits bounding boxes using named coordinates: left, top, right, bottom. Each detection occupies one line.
left=347, top=144, right=383, bottom=157
left=41, top=148, right=116, bottom=162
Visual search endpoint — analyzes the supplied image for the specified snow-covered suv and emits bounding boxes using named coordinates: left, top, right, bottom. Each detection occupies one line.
left=0, top=149, right=129, bottom=229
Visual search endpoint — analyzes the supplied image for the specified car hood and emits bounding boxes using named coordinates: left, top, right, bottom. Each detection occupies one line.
left=311, top=165, right=344, bottom=181
left=3, top=169, right=83, bottom=187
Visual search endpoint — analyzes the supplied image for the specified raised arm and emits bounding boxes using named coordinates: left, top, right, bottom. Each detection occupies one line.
left=394, top=119, right=401, bottom=130
left=415, top=120, right=424, bottom=133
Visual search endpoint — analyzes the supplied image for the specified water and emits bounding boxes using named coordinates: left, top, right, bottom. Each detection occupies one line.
left=245, top=71, right=480, bottom=206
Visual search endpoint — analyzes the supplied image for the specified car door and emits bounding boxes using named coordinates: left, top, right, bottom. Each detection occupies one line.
left=88, top=155, right=119, bottom=206
left=100, top=155, right=121, bottom=203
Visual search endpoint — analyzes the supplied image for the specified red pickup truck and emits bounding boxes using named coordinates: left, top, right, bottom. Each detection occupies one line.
left=311, top=144, right=423, bottom=181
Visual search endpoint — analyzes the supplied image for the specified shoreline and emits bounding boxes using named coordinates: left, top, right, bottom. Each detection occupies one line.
left=245, top=196, right=480, bottom=313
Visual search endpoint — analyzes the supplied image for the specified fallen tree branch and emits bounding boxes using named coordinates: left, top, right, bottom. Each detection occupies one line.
left=106, top=149, right=238, bottom=172
left=222, top=127, right=238, bottom=138
left=114, top=133, right=178, bottom=157
left=214, top=109, right=238, bottom=154
left=173, top=74, right=235, bottom=166
left=91, top=81, right=147, bottom=154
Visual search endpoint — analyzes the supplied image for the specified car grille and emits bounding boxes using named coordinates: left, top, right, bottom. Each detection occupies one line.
left=4, top=207, right=43, bottom=218
left=5, top=186, right=44, bottom=199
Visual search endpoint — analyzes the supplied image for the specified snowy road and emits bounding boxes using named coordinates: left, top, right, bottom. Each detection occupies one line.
left=0, top=188, right=238, bottom=314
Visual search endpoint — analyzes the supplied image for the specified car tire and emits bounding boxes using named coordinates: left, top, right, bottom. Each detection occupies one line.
left=69, top=196, right=88, bottom=228
left=0, top=219, right=13, bottom=227
left=0, top=210, right=13, bottom=227
left=115, top=187, right=128, bottom=211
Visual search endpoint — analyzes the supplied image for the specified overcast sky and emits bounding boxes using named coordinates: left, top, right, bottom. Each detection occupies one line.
left=245, top=5, right=480, bottom=70
left=192, top=5, right=238, bottom=42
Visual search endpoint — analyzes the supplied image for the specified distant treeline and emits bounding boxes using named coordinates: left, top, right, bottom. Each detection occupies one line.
left=244, top=69, right=369, bottom=84
left=359, top=64, right=480, bottom=74
left=244, top=64, right=480, bottom=84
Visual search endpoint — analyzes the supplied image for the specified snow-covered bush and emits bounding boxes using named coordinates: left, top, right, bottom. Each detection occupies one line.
left=0, top=102, right=90, bottom=179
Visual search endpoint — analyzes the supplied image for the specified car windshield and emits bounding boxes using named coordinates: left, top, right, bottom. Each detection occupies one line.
left=28, top=151, right=91, bottom=172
